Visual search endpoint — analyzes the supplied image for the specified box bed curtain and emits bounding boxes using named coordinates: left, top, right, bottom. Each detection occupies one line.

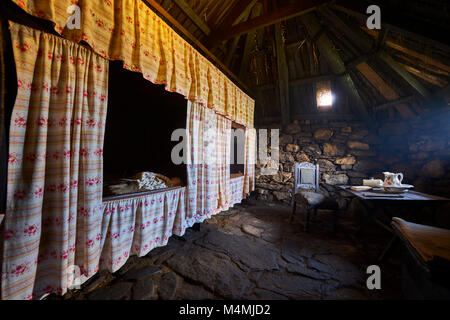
left=2, top=0, right=256, bottom=301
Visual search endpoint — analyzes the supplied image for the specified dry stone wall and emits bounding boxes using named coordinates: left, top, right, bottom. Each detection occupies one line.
left=255, top=111, right=450, bottom=209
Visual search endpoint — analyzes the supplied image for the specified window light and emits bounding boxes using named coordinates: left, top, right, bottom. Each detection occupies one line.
left=316, top=80, right=333, bottom=109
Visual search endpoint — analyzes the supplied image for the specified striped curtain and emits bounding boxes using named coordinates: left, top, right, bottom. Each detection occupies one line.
left=99, top=188, right=186, bottom=273
left=185, top=102, right=231, bottom=226
left=12, top=0, right=255, bottom=128
left=1, top=22, right=109, bottom=300
left=243, top=128, right=256, bottom=196
left=216, top=115, right=231, bottom=211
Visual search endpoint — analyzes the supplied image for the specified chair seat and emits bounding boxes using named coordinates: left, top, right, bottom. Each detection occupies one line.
left=295, top=191, right=325, bottom=206
left=392, top=217, right=450, bottom=264
left=295, top=191, right=339, bottom=209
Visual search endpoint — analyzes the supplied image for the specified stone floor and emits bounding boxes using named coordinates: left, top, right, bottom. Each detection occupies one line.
left=55, top=200, right=403, bottom=300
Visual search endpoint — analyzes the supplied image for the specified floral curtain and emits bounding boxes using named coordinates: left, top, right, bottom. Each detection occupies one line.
left=185, top=101, right=232, bottom=226
left=12, top=0, right=255, bottom=128
left=100, top=188, right=186, bottom=273
left=243, top=128, right=256, bottom=196
left=1, top=22, right=109, bottom=300
left=230, top=176, right=245, bottom=207
left=217, top=115, right=232, bottom=211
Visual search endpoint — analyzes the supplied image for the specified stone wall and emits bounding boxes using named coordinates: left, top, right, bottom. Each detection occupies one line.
left=255, top=110, right=450, bottom=208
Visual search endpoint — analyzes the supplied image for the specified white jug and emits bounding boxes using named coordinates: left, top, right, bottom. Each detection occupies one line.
left=383, top=172, right=404, bottom=187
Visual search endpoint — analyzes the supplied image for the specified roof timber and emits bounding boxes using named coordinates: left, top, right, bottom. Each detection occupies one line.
left=363, top=29, right=450, bottom=75
left=144, top=0, right=252, bottom=95
left=332, top=3, right=450, bottom=53
left=318, top=6, right=430, bottom=99
left=224, top=5, right=256, bottom=68
left=301, top=12, right=370, bottom=119
left=239, top=4, right=263, bottom=82
left=173, top=0, right=211, bottom=35
left=216, top=0, right=329, bottom=42
left=206, top=0, right=258, bottom=49
left=274, top=21, right=290, bottom=126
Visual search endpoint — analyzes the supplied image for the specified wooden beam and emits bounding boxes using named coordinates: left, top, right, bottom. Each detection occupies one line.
left=345, top=51, right=378, bottom=70
left=261, top=113, right=357, bottom=123
left=377, top=51, right=430, bottom=98
left=239, top=4, right=263, bottom=82
left=217, top=0, right=328, bottom=41
left=173, top=0, right=211, bottom=35
left=256, top=74, right=339, bottom=90
left=332, top=3, right=450, bottom=53
left=143, top=0, right=252, bottom=96
left=291, top=74, right=337, bottom=86
left=274, top=22, right=290, bottom=126
left=224, top=6, right=254, bottom=67
left=219, top=0, right=257, bottom=29
left=301, top=12, right=370, bottom=119
left=399, top=63, right=448, bottom=88
left=374, top=96, right=417, bottom=111
left=207, top=0, right=257, bottom=49
left=319, top=6, right=430, bottom=98
left=356, top=62, right=416, bottom=118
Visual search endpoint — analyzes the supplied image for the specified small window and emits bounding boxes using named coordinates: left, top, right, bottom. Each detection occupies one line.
left=316, top=80, right=333, bottom=109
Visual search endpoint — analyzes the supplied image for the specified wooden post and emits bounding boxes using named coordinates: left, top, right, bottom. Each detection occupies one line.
left=239, top=4, right=263, bottom=82
left=274, top=22, right=290, bottom=126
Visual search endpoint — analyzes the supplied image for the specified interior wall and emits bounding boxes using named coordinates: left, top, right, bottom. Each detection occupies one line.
left=104, top=61, right=188, bottom=184
left=255, top=110, right=450, bottom=223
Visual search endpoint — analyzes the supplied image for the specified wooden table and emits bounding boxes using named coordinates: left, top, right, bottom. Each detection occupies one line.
left=339, top=186, right=450, bottom=261
left=339, top=186, right=450, bottom=202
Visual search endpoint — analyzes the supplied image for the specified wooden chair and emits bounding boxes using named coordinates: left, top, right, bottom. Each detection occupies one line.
left=291, top=162, right=340, bottom=232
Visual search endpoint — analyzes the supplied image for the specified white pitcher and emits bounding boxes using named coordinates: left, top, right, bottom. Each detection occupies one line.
left=383, top=172, right=404, bottom=187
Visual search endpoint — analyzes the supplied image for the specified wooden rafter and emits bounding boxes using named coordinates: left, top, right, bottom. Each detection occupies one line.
left=301, top=12, right=370, bottom=119
left=356, top=62, right=416, bottom=118
left=318, top=6, right=430, bottom=98
left=239, top=3, right=263, bottom=82
left=332, top=2, right=450, bottom=53
left=173, top=0, right=211, bottom=35
left=143, top=0, right=252, bottom=95
left=374, top=96, right=417, bottom=111
left=206, top=0, right=257, bottom=49
left=216, top=0, right=329, bottom=42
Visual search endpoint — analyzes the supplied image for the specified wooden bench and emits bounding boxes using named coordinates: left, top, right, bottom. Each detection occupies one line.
left=391, top=217, right=450, bottom=299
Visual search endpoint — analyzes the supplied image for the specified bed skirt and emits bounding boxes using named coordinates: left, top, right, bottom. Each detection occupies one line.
left=98, top=176, right=245, bottom=273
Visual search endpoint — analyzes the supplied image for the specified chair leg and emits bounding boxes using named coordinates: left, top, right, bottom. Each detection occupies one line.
left=304, top=208, right=311, bottom=232
left=312, top=207, right=318, bottom=222
left=290, top=200, right=297, bottom=222
left=333, top=210, right=339, bottom=233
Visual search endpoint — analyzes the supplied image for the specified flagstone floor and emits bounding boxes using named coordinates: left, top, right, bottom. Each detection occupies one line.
left=55, top=200, right=403, bottom=300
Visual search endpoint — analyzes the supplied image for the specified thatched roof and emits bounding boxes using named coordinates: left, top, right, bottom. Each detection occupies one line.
left=146, top=0, right=450, bottom=124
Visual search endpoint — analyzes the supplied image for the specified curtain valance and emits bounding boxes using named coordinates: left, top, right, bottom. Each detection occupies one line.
left=12, top=0, right=255, bottom=128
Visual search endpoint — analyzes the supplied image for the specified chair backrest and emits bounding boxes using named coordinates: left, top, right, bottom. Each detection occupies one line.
left=293, top=162, right=319, bottom=195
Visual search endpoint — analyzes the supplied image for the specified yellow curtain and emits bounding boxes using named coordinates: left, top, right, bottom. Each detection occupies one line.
left=13, top=0, right=255, bottom=128
left=2, top=22, right=109, bottom=300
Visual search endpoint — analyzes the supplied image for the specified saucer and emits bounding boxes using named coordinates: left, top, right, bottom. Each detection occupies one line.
left=383, top=184, right=414, bottom=193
